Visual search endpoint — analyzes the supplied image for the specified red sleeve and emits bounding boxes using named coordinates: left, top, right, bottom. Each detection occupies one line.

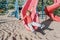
left=23, top=15, right=27, bottom=20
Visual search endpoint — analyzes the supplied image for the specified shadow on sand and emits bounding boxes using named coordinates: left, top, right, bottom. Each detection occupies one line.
left=36, top=19, right=54, bottom=35
left=0, top=21, right=6, bottom=24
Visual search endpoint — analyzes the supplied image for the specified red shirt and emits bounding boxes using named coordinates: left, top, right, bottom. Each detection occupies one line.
left=26, top=16, right=32, bottom=23
left=23, top=15, right=32, bottom=23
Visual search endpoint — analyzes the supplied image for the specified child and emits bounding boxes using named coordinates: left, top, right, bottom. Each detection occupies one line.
left=19, top=10, right=45, bottom=33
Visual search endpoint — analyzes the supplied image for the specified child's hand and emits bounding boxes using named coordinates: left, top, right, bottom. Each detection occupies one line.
left=18, top=20, right=23, bottom=23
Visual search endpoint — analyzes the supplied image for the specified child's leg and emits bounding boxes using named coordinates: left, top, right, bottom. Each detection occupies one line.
left=32, top=22, right=45, bottom=29
left=28, top=23, right=35, bottom=32
left=32, top=22, right=41, bottom=27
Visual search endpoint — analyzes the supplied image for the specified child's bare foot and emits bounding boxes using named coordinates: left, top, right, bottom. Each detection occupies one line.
left=32, top=31, right=36, bottom=34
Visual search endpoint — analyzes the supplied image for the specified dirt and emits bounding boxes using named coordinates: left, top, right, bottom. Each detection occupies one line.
left=0, top=15, right=60, bottom=40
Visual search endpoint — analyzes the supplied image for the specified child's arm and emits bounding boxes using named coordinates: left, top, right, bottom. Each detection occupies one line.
left=23, top=15, right=27, bottom=20
left=19, top=15, right=27, bottom=23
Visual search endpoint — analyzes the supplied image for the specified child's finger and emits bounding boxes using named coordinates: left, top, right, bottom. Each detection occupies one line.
left=18, top=20, right=21, bottom=23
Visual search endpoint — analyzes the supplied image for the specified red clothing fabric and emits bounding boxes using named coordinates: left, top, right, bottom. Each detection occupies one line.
left=26, top=16, right=32, bottom=23
left=23, top=15, right=32, bottom=23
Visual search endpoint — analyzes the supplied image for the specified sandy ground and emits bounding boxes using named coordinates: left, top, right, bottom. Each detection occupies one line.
left=0, top=15, right=60, bottom=40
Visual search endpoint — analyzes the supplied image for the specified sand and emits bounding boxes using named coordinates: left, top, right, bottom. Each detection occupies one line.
left=0, top=15, right=60, bottom=40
